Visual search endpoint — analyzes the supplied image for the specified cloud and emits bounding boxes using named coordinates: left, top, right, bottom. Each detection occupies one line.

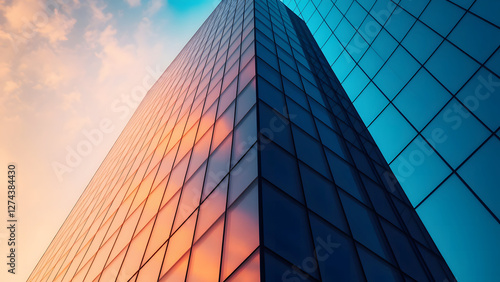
left=126, top=0, right=141, bottom=7
left=145, top=0, right=163, bottom=15
left=62, top=91, right=82, bottom=112
left=3, top=81, right=19, bottom=93
left=88, top=0, right=112, bottom=23
left=95, top=25, right=137, bottom=81
left=36, top=9, right=77, bottom=43
left=2, top=0, right=39, bottom=31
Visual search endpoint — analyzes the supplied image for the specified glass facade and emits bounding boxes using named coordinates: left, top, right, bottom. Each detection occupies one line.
left=281, top=0, right=500, bottom=280
left=29, top=0, right=454, bottom=281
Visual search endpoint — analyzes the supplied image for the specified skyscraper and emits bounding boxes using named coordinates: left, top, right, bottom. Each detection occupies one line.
left=281, top=0, right=500, bottom=280
left=29, top=0, right=454, bottom=281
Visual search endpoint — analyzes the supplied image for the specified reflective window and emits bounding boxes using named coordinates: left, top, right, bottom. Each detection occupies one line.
left=422, top=99, right=489, bottom=168
left=393, top=69, right=451, bottom=131
left=262, top=183, right=318, bottom=279
left=458, top=138, right=500, bottom=218
left=390, top=136, right=451, bottom=206
left=309, top=213, right=364, bottom=281
left=340, top=192, right=393, bottom=261
left=425, top=41, right=479, bottom=93
left=369, top=104, right=416, bottom=162
left=261, top=140, right=303, bottom=202
left=221, top=185, right=259, bottom=280
left=417, top=175, right=500, bottom=281
left=186, top=217, right=224, bottom=282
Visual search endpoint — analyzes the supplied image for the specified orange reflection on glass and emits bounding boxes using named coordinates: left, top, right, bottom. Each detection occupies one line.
left=177, top=123, right=197, bottom=162
left=211, top=103, right=235, bottom=153
left=204, top=135, right=232, bottom=197
left=137, top=243, right=167, bottom=281
left=160, top=155, right=189, bottom=208
left=168, top=114, right=188, bottom=152
left=173, top=164, right=205, bottom=231
left=143, top=191, right=180, bottom=261
left=225, top=249, right=260, bottom=282
left=186, top=127, right=212, bottom=178
left=186, top=217, right=224, bottom=282
left=220, top=185, right=259, bottom=281
left=196, top=102, right=217, bottom=144
left=195, top=179, right=227, bottom=242
left=136, top=184, right=164, bottom=231
left=116, top=219, right=154, bottom=281
left=159, top=251, right=189, bottom=282
left=161, top=210, right=197, bottom=276
left=97, top=247, right=126, bottom=282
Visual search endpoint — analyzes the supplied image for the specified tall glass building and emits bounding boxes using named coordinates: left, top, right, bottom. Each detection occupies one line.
left=281, top=0, right=500, bottom=281
left=29, top=0, right=454, bottom=281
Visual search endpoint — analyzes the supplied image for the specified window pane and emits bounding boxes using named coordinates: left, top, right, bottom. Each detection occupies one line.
left=195, top=180, right=227, bottom=242
left=262, top=183, right=317, bottom=278
left=186, top=217, right=224, bottom=282
left=221, top=185, right=259, bottom=280
left=225, top=249, right=260, bottom=282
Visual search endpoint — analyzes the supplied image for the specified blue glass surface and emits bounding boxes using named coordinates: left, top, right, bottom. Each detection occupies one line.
left=420, top=0, right=464, bottom=37
left=417, top=175, right=500, bottom=281
left=353, top=82, right=388, bottom=125
left=393, top=69, right=451, bottom=131
left=457, top=68, right=500, bottom=131
left=402, top=21, right=442, bottom=64
left=390, top=136, right=451, bottom=206
left=369, top=104, right=416, bottom=162
left=422, top=99, right=490, bottom=168
left=458, top=137, right=500, bottom=218
left=425, top=41, right=480, bottom=94
left=449, top=13, right=500, bottom=63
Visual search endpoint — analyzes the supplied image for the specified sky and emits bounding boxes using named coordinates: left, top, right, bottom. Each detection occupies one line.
left=0, top=0, right=220, bottom=281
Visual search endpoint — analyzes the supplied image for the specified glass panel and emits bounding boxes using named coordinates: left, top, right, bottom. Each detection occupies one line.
left=186, top=217, right=224, bottom=282
left=117, top=219, right=155, bottom=281
left=425, top=41, right=479, bottom=93
left=204, top=134, right=232, bottom=196
left=261, top=140, right=303, bottom=202
left=300, top=164, right=347, bottom=232
left=144, top=191, right=180, bottom=261
left=195, top=180, right=227, bottom=242
left=340, top=192, right=393, bottom=262
left=422, top=99, right=489, bottom=168
left=459, top=138, right=500, bottom=218
left=229, top=144, right=258, bottom=205
left=309, top=213, right=364, bottom=282
left=417, top=175, right=500, bottom=281
left=358, top=246, right=402, bottom=282
left=137, top=244, right=167, bottom=282
left=212, top=103, right=235, bottom=152
left=173, top=164, right=206, bottom=231
left=225, top=249, right=260, bottom=282
left=220, top=185, right=259, bottom=280
left=369, top=104, right=416, bottom=162
left=162, top=210, right=198, bottom=275
left=262, top=183, right=317, bottom=278
left=232, top=107, right=257, bottom=165
left=159, top=251, right=189, bottom=282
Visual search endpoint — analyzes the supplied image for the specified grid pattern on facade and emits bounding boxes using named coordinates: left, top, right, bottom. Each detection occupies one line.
left=29, top=0, right=455, bottom=281
left=282, top=0, right=500, bottom=280
left=254, top=0, right=452, bottom=280
left=28, top=0, right=260, bottom=281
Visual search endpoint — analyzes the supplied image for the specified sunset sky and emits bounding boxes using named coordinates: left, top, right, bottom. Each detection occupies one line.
left=0, top=0, right=219, bottom=280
